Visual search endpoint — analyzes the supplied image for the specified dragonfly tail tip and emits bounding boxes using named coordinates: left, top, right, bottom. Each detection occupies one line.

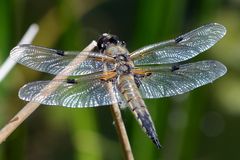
left=151, top=136, right=162, bottom=149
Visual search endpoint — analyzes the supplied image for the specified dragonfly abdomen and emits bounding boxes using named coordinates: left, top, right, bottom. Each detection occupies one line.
left=118, top=75, right=161, bottom=148
left=133, top=107, right=161, bottom=148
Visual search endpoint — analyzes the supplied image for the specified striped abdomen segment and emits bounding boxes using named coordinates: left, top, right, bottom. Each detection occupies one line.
left=118, top=75, right=161, bottom=148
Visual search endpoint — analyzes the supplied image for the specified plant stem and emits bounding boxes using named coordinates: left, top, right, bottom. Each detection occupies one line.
left=104, top=65, right=134, bottom=160
left=110, top=103, right=134, bottom=160
left=0, top=24, right=39, bottom=82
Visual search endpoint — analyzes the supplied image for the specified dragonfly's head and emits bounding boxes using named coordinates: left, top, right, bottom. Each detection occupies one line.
left=97, top=33, right=126, bottom=52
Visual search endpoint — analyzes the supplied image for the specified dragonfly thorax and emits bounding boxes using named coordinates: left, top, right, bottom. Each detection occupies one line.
left=116, top=64, right=132, bottom=75
left=115, top=53, right=133, bottom=75
left=115, top=54, right=130, bottom=62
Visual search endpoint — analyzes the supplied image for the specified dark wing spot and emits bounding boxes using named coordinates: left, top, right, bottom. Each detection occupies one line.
left=171, top=64, right=180, bottom=72
left=175, top=36, right=183, bottom=43
left=146, top=72, right=152, bottom=76
left=56, top=49, right=65, bottom=56
left=67, top=79, right=77, bottom=84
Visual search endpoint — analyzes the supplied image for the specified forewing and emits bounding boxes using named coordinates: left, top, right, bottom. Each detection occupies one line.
left=19, top=74, right=123, bottom=108
left=10, top=44, right=114, bottom=76
left=136, top=60, right=227, bottom=98
left=131, top=23, right=226, bottom=65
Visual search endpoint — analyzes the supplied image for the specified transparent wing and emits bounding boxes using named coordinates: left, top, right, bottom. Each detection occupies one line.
left=19, top=73, right=123, bottom=108
left=10, top=44, right=114, bottom=76
left=136, top=60, right=227, bottom=98
left=131, top=23, right=226, bottom=65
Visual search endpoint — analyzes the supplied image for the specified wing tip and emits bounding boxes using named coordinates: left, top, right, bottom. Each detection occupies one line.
left=210, top=23, right=227, bottom=38
left=206, top=60, right=227, bottom=79
left=10, top=44, right=32, bottom=60
left=10, top=45, right=21, bottom=58
left=18, top=85, right=29, bottom=101
left=18, top=83, right=34, bottom=101
left=213, top=60, right=227, bottom=77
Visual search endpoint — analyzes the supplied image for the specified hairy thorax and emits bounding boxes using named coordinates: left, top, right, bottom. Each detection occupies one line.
left=105, top=44, right=135, bottom=76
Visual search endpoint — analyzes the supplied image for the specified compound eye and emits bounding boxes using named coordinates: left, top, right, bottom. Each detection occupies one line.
left=121, top=41, right=126, bottom=46
left=97, top=36, right=108, bottom=51
left=109, top=37, right=119, bottom=44
left=101, top=43, right=106, bottom=50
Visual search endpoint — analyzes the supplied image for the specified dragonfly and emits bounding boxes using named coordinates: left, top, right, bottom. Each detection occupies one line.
left=10, top=23, right=227, bottom=148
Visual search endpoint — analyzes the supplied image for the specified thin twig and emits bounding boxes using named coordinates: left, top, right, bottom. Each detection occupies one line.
left=0, top=41, right=97, bottom=143
left=104, top=65, right=134, bottom=160
left=0, top=24, right=39, bottom=82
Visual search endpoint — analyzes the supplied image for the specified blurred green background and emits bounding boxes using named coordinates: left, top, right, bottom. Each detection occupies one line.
left=0, top=0, right=240, bottom=159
